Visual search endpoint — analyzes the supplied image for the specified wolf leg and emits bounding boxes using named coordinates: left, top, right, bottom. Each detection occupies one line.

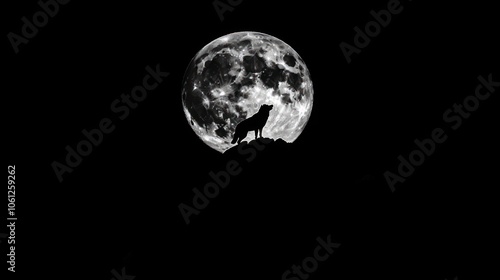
left=238, top=131, right=248, bottom=144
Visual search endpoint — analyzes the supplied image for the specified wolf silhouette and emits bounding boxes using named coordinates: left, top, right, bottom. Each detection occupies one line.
left=231, top=104, right=273, bottom=144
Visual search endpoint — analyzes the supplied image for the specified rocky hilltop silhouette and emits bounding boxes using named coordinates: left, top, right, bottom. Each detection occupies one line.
left=224, top=137, right=291, bottom=156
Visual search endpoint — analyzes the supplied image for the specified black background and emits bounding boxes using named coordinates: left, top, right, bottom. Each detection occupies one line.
left=4, top=0, right=499, bottom=279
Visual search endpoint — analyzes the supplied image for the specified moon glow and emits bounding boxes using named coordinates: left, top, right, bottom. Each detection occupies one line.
left=182, top=31, right=314, bottom=153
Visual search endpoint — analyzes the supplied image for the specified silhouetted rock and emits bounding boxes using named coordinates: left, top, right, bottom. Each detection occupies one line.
left=224, top=137, right=291, bottom=157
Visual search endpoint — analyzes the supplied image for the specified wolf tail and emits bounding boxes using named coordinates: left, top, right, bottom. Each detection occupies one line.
left=231, top=133, right=237, bottom=144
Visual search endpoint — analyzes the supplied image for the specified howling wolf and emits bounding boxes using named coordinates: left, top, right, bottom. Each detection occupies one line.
left=231, top=104, right=273, bottom=144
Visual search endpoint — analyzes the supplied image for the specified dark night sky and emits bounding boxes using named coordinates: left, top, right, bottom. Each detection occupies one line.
left=4, top=0, right=499, bottom=279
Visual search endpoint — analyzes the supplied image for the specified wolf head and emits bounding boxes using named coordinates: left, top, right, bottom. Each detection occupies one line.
left=259, top=104, right=273, bottom=112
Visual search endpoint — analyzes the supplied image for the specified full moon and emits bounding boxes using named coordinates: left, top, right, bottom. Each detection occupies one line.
left=182, top=31, right=314, bottom=153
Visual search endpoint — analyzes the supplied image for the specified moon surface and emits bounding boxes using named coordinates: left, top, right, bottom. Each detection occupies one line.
left=182, top=31, right=314, bottom=153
